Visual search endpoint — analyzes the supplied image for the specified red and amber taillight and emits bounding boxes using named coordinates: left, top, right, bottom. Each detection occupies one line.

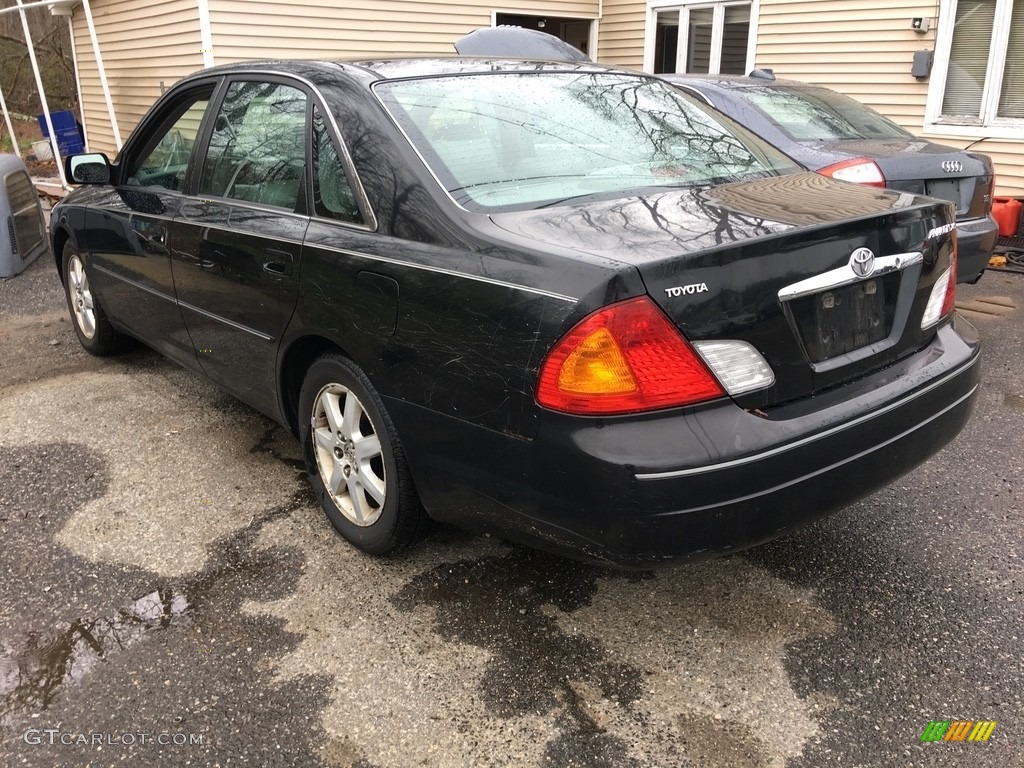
left=536, top=296, right=725, bottom=415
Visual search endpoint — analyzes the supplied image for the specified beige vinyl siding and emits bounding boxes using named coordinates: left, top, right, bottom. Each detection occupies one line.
left=598, top=0, right=646, bottom=69
left=755, top=0, right=1024, bottom=195
left=72, top=0, right=204, bottom=157
left=208, top=0, right=597, bottom=62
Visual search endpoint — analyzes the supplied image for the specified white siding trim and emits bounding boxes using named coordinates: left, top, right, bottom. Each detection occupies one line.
left=745, top=0, right=759, bottom=73
left=198, top=0, right=215, bottom=67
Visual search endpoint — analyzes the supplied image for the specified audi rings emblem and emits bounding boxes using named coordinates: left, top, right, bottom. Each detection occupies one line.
left=942, top=160, right=963, bottom=173
left=850, top=247, right=875, bottom=278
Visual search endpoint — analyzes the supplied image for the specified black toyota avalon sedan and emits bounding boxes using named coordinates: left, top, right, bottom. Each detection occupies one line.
left=52, top=57, right=979, bottom=567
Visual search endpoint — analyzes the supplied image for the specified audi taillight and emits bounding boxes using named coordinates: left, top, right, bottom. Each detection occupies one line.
left=536, top=296, right=725, bottom=415
left=818, top=158, right=887, bottom=188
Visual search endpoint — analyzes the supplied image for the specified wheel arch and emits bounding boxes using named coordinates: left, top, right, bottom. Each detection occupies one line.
left=279, top=334, right=356, bottom=438
left=52, top=225, right=72, bottom=283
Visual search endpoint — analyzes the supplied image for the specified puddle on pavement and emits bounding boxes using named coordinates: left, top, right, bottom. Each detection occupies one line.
left=392, top=549, right=652, bottom=765
left=249, top=425, right=306, bottom=474
left=0, top=588, right=188, bottom=725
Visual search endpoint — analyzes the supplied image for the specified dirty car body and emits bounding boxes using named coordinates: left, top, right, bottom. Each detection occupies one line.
left=52, top=59, right=980, bottom=567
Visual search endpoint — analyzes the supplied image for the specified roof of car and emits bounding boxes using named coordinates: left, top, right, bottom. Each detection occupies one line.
left=177, top=57, right=626, bottom=91
left=662, top=73, right=809, bottom=89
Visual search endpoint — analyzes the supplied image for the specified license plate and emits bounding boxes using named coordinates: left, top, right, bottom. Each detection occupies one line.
left=925, top=179, right=963, bottom=211
left=790, top=274, right=898, bottom=363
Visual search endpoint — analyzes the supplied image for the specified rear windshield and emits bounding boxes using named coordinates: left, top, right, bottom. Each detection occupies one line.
left=375, top=72, right=801, bottom=211
left=741, top=85, right=915, bottom=142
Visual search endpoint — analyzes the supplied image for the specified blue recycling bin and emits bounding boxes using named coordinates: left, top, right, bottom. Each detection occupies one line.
left=36, top=110, right=85, bottom=156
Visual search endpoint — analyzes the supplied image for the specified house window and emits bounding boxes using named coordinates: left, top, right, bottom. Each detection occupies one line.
left=649, top=1, right=753, bottom=75
left=927, top=0, right=1023, bottom=135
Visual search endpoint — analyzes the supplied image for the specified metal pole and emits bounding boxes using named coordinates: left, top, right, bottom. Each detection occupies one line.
left=81, top=0, right=122, bottom=149
left=65, top=15, right=89, bottom=151
left=0, top=85, right=19, bottom=158
left=17, top=0, right=68, bottom=187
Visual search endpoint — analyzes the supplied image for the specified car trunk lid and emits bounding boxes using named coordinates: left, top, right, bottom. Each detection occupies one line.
left=488, top=172, right=957, bottom=409
left=807, top=138, right=993, bottom=220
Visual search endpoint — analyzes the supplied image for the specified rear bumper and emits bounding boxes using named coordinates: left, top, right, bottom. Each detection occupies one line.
left=389, top=318, right=981, bottom=567
left=956, top=214, right=998, bottom=283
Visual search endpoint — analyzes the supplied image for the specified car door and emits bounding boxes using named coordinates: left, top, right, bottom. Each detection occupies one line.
left=169, top=78, right=310, bottom=417
left=81, top=84, right=216, bottom=364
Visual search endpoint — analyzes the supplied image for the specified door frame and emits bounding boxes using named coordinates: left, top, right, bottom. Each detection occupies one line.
left=643, top=0, right=760, bottom=75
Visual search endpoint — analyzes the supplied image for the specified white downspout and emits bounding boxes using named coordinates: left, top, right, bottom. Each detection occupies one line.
left=81, top=0, right=122, bottom=150
left=16, top=0, right=67, bottom=187
left=197, top=0, right=215, bottom=68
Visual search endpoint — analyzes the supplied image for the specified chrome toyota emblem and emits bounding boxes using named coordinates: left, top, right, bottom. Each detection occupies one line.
left=942, top=160, right=963, bottom=173
left=850, top=247, right=875, bottom=278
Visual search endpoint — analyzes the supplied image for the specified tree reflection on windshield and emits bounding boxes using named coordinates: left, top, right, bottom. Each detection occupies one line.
left=377, top=72, right=800, bottom=211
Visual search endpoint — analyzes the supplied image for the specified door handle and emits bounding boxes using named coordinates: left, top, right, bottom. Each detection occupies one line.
left=263, top=248, right=293, bottom=276
left=263, top=260, right=290, bottom=275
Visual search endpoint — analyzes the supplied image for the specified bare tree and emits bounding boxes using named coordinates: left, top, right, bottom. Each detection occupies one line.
left=0, top=3, right=76, bottom=117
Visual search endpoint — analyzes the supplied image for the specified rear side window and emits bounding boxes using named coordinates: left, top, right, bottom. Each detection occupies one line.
left=311, top=107, right=362, bottom=224
left=199, top=81, right=308, bottom=209
left=742, top=86, right=914, bottom=142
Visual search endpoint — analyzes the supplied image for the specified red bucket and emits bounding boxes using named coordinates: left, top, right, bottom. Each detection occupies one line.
left=993, top=197, right=1023, bottom=237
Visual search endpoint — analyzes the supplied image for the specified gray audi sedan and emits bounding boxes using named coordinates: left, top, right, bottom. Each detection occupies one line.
left=663, top=72, right=998, bottom=283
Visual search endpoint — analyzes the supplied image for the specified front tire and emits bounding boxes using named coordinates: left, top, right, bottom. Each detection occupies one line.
left=298, top=354, right=430, bottom=555
left=62, top=240, right=122, bottom=355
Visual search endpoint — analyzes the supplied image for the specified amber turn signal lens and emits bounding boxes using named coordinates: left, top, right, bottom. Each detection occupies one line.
left=557, top=327, right=637, bottom=395
left=536, top=296, right=725, bottom=415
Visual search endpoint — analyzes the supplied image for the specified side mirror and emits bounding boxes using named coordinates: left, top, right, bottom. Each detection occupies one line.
left=66, top=153, right=112, bottom=184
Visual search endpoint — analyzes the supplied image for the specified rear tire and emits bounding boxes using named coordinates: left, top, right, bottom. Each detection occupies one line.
left=62, top=240, right=122, bottom=356
left=298, top=354, right=430, bottom=555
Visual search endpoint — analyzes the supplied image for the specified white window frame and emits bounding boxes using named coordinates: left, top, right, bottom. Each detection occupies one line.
left=924, top=0, right=1024, bottom=140
left=489, top=10, right=599, bottom=61
left=643, top=0, right=759, bottom=75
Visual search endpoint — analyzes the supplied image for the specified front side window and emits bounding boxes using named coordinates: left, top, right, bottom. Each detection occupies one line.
left=199, top=81, right=308, bottom=209
left=377, top=72, right=800, bottom=211
left=928, top=0, right=1023, bottom=132
left=128, top=93, right=211, bottom=191
left=651, top=2, right=751, bottom=75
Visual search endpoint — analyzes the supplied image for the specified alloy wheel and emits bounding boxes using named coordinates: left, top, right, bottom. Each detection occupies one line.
left=310, top=383, right=386, bottom=526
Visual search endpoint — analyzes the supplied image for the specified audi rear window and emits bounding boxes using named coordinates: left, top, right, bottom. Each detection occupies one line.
left=741, top=85, right=915, bottom=142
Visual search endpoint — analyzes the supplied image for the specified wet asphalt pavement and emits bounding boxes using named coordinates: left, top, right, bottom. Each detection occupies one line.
left=0, top=252, right=1022, bottom=768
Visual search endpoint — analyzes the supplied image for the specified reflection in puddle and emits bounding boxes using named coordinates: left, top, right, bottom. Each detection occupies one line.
left=0, top=588, right=188, bottom=724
